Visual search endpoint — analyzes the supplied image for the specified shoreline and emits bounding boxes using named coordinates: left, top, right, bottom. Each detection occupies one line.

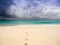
left=0, top=24, right=60, bottom=26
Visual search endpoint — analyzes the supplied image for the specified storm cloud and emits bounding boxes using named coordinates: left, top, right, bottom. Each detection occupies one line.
left=0, top=0, right=15, bottom=18
left=0, top=0, right=60, bottom=19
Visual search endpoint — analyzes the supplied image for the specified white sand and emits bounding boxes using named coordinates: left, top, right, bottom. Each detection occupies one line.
left=0, top=25, right=60, bottom=45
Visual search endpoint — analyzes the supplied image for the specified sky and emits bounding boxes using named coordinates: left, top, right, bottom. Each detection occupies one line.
left=0, top=0, right=60, bottom=19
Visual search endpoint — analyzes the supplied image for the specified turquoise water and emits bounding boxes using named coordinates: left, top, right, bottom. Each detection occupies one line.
left=0, top=20, right=60, bottom=25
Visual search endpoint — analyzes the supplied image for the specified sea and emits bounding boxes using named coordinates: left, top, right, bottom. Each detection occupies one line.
left=0, top=20, right=60, bottom=25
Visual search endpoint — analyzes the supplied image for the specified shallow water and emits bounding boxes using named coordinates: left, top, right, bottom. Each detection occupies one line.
left=0, top=20, right=60, bottom=25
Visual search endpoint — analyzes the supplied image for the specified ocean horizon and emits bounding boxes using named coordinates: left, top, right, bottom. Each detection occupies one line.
left=0, top=20, right=60, bottom=25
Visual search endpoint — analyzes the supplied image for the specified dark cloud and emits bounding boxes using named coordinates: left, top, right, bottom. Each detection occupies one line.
left=0, top=0, right=15, bottom=18
left=56, top=0, right=60, bottom=6
left=0, top=0, right=60, bottom=20
left=57, top=0, right=60, bottom=3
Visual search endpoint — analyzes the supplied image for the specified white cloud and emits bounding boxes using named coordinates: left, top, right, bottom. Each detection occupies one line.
left=7, top=0, right=60, bottom=19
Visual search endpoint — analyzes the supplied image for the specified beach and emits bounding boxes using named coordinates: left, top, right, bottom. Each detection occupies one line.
left=0, top=25, right=60, bottom=45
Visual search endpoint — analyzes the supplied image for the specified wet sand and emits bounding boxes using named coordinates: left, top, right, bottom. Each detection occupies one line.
left=0, top=25, right=60, bottom=45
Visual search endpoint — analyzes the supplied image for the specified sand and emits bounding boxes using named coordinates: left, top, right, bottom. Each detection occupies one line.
left=0, top=25, right=60, bottom=45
